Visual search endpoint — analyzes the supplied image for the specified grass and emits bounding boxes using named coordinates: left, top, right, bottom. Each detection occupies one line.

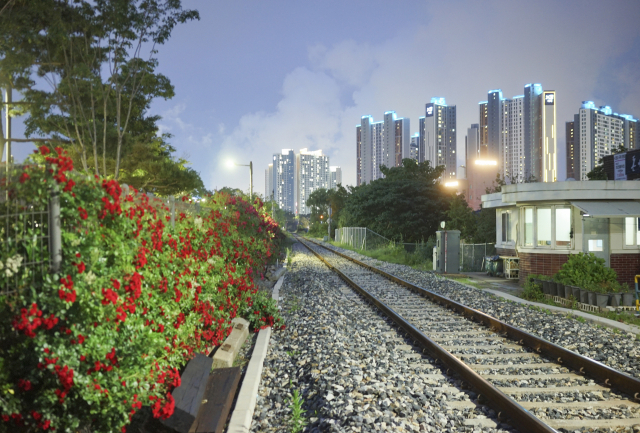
left=328, top=240, right=433, bottom=271
left=288, top=379, right=308, bottom=433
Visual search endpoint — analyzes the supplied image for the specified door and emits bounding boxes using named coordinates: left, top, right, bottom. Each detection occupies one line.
left=582, top=218, right=609, bottom=267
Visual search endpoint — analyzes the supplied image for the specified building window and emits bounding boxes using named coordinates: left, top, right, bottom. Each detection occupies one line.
left=537, top=208, right=552, bottom=246
left=624, top=217, right=640, bottom=247
left=555, top=208, right=572, bottom=248
left=521, top=206, right=573, bottom=249
left=501, top=212, right=511, bottom=243
left=524, top=207, right=533, bottom=246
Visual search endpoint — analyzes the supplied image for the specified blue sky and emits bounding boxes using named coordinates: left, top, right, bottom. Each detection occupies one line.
left=9, top=0, right=640, bottom=195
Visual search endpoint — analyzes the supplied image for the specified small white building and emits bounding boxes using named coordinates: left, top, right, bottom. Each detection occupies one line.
left=481, top=181, right=640, bottom=286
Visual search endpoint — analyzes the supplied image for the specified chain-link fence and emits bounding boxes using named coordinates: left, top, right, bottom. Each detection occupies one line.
left=460, top=242, right=496, bottom=272
left=334, top=227, right=435, bottom=254
left=1, top=165, right=53, bottom=297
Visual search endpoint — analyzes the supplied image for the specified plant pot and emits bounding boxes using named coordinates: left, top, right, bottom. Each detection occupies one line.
left=571, top=286, right=581, bottom=301
left=579, top=288, right=590, bottom=304
left=595, top=293, right=609, bottom=308
left=609, top=293, right=622, bottom=307
left=550, top=282, right=559, bottom=297
left=588, top=291, right=598, bottom=306
left=622, top=292, right=637, bottom=307
left=563, top=284, right=572, bottom=299
left=542, top=281, right=551, bottom=295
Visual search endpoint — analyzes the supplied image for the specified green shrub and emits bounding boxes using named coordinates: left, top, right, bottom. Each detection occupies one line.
left=555, top=252, right=623, bottom=293
left=0, top=147, right=284, bottom=432
left=521, top=279, right=545, bottom=302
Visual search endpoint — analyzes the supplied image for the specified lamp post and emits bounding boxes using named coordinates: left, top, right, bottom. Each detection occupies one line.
left=227, top=160, right=253, bottom=201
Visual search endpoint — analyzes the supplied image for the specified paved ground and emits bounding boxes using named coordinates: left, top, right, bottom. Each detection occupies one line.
left=459, top=272, right=522, bottom=296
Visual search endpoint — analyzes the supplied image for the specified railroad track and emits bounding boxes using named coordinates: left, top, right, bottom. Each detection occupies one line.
left=296, top=236, right=640, bottom=433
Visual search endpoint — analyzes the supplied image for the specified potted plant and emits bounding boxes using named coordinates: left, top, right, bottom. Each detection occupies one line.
left=542, top=280, right=551, bottom=295
left=569, top=285, right=580, bottom=301
left=622, top=291, right=636, bottom=306
left=555, top=253, right=620, bottom=308
left=579, top=287, right=591, bottom=304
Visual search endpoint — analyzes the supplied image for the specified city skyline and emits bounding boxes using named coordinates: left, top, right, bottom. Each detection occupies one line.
left=5, top=1, right=640, bottom=196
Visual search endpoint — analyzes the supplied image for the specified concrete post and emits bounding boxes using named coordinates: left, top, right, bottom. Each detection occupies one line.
left=49, top=190, right=62, bottom=273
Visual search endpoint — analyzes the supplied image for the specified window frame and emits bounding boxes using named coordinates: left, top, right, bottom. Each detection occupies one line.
left=501, top=211, right=511, bottom=244
left=623, top=217, right=640, bottom=249
left=519, top=205, right=573, bottom=250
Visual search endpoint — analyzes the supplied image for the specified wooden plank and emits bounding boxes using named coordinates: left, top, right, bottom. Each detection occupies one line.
left=162, top=354, right=213, bottom=433
left=189, top=367, right=242, bottom=433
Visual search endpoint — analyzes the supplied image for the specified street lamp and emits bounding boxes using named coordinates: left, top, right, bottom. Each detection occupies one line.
left=226, top=160, right=253, bottom=200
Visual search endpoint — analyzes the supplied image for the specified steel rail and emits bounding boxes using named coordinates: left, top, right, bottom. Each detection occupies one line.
left=296, top=236, right=557, bottom=433
left=301, top=237, right=640, bottom=399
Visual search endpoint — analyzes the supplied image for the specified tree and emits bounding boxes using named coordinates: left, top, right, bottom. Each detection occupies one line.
left=485, top=173, right=506, bottom=193
left=341, top=159, right=447, bottom=242
left=473, top=207, right=496, bottom=243
left=0, top=0, right=199, bottom=179
left=586, top=144, right=626, bottom=180
left=445, top=193, right=477, bottom=241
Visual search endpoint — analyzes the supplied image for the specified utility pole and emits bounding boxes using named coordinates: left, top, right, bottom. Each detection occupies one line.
left=5, top=86, right=11, bottom=168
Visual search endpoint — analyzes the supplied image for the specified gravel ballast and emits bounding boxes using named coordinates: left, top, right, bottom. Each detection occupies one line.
left=319, top=242, right=640, bottom=381
left=251, top=243, right=514, bottom=433
left=249, top=240, right=640, bottom=433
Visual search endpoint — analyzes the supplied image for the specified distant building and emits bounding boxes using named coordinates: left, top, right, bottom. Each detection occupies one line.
left=424, top=97, right=457, bottom=180
left=465, top=124, right=480, bottom=169
left=330, top=166, right=342, bottom=189
left=356, top=111, right=410, bottom=185
left=265, top=164, right=273, bottom=199
left=566, top=121, right=576, bottom=180
left=296, top=148, right=330, bottom=215
left=474, top=84, right=556, bottom=183
left=272, top=149, right=295, bottom=213
left=409, top=133, right=419, bottom=161
left=418, top=117, right=425, bottom=163
left=572, top=101, right=639, bottom=180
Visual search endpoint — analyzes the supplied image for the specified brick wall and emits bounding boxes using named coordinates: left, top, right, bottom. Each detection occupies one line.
left=518, top=252, right=570, bottom=285
left=496, top=247, right=516, bottom=256
left=610, top=254, right=640, bottom=288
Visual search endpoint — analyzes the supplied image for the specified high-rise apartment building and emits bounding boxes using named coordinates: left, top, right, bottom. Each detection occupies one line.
left=506, top=96, right=525, bottom=181
left=474, top=84, right=556, bottom=183
left=418, top=117, right=425, bottom=162
left=572, top=101, right=638, bottom=180
left=566, top=121, right=576, bottom=179
left=522, top=84, right=557, bottom=182
left=424, top=97, right=457, bottom=179
left=466, top=124, right=480, bottom=168
left=296, top=148, right=330, bottom=215
left=356, top=111, right=410, bottom=185
left=265, top=164, right=273, bottom=199
left=330, top=166, right=342, bottom=190
left=410, top=133, right=419, bottom=161
left=272, top=149, right=295, bottom=213
left=479, top=102, right=488, bottom=156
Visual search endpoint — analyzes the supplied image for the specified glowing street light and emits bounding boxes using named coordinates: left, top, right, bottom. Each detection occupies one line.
left=474, top=160, right=497, bottom=166
left=444, top=181, right=459, bottom=187
left=227, top=160, right=253, bottom=200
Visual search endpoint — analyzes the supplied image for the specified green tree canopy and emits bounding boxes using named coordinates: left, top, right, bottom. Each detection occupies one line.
left=0, top=0, right=199, bottom=180
left=340, top=159, right=447, bottom=242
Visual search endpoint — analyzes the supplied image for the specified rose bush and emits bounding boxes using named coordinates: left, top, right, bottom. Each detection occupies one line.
left=0, top=147, right=285, bottom=432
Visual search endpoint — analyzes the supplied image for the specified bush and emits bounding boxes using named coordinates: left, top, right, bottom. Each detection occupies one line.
left=521, top=279, right=545, bottom=302
left=554, top=252, right=623, bottom=293
left=0, top=147, right=284, bottom=432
